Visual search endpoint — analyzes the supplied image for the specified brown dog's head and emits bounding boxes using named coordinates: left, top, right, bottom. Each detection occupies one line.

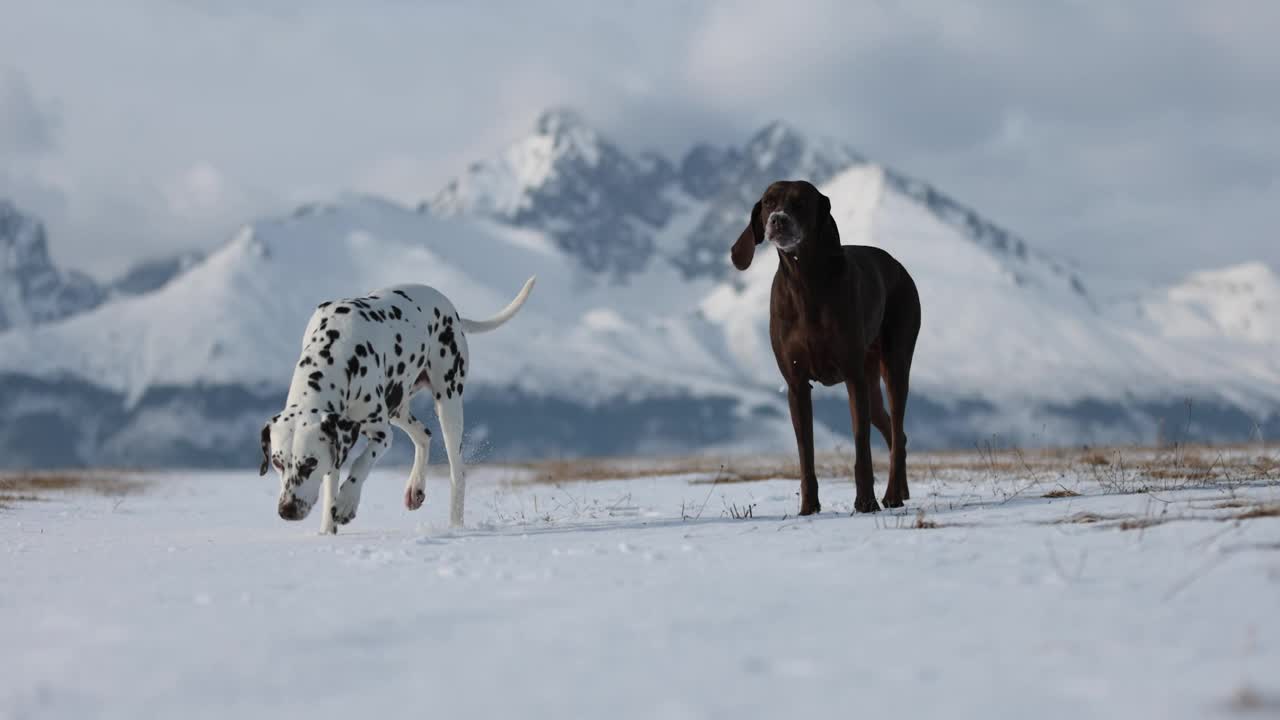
left=731, top=180, right=835, bottom=270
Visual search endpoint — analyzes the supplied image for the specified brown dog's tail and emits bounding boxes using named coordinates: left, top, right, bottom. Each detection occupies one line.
left=460, top=276, right=536, bottom=334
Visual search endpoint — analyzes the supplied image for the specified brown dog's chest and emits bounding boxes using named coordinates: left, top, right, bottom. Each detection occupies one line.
left=771, top=306, right=857, bottom=387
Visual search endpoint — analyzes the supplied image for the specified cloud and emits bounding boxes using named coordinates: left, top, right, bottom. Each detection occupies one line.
left=0, top=1, right=1276, bottom=283
left=0, top=68, right=59, bottom=159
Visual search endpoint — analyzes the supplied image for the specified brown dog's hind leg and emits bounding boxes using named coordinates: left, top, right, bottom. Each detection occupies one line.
left=881, top=326, right=918, bottom=506
left=787, top=382, right=821, bottom=516
left=864, top=345, right=893, bottom=448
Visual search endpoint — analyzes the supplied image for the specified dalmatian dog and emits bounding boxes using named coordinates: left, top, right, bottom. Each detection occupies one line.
left=259, top=277, right=535, bottom=533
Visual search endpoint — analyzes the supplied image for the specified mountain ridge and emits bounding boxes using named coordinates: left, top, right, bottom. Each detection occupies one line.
left=0, top=111, right=1276, bottom=468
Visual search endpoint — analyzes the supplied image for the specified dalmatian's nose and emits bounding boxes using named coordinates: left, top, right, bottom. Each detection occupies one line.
left=278, top=497, right=305, bottom=521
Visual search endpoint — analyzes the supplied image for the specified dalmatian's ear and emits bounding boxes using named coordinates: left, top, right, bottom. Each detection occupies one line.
left=258, top=422, right=272, bottom=476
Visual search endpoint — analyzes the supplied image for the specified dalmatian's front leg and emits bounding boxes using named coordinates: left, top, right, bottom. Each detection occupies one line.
left=331, top=423, right=393, bottom=528
left=319, top=472, right=339, bottom=535
left=391, top=413, right=432, bottom=510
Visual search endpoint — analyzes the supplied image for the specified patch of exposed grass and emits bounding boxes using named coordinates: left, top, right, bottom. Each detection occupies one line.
left=913, top=509, right=938, bottom=529
left=1054, top=512, right=1115, bottom=525
left=1117, top=517, right=1166, bottom=531
left=0, top=471, right=146, bottom=507
left=1043, top=488, right=1081, bottom=498
left=1081, top=452, right=1111, bottom=467
left=1235, top=503, right=1280, bottom=520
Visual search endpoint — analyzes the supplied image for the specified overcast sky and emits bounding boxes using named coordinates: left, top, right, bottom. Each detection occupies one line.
left=1, top=0, right=1276, bottom=284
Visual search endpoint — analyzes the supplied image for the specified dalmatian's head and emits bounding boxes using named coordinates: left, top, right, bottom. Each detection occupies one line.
left=259, top=413, right=345, bottom=521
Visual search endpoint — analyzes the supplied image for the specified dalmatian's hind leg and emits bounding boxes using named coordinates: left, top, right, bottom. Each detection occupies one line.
left=435, top=393, right=466, bottom=528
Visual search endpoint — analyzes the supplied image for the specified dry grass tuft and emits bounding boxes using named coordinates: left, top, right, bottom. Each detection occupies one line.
left=1043, top=488, right=1081, bottom=498
left=1055, top=512, right=1113, bottom=525
left=0, top=471, right=146, bottom=507
left=1117, top=517, right=1166, bottom=531
left=1235, top=503, right=1280, bottom=521
left=1081, top=452, right=1111, bottom=467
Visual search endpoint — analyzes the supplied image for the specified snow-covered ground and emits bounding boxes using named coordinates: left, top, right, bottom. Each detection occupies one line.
left=4, top=451, right=1279, bottom=719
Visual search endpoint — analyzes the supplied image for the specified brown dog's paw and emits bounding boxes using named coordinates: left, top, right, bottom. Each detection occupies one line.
left=799, top=498, right=821, bottom=516
left=854, top=495, right=881, bottom=514
left=881, top=491, right=905, bottom=509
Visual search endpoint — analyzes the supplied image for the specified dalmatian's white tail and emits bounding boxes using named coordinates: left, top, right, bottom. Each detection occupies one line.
left=460, top=276, right=536, bottom=334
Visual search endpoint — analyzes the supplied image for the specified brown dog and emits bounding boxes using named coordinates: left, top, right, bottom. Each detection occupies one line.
left=731, top=180, right=921, bottom=515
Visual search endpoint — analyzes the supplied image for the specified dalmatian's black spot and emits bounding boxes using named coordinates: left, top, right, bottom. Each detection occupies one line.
left=440, top=348, right=446, bottom=358
left=434, top=308, right=441, bottom=318
left=309, top=371, right=323, bottom=381
left=394, top=344, right=402, bottom=356
left=397, top=362, right=406, bottom=375
left=393, top=289, right=412, bottom=301
left=334, top=306, right=351, bottom=314
left=364, top=394, right=371, bottom=403
left=345, top=356, right=359, bottom=380
left=359, top=312, right=369, bottom=321
left=359, top=366, right=368, bottom=377
left=318, top=301, right=332, bottom=309
left=307, top=381, right=322, bottom=393
left=327, top=330, right=340, bottom=341
left=354, top=345, right=367, bottom=357
left=436, top=392, right=442, bottom=400
left=384, top=382, right=404, bottom=414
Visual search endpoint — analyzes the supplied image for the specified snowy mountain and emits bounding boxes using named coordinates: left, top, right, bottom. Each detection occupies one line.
left=1, top=113, right=1277, bottom=468
left=0, top=199, right=203, bottom=333
left=108, top=250, right=205, bottom=297
left=0, top=200, right=104, bottom=331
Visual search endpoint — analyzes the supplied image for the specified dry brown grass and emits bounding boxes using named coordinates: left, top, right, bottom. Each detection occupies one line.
left=1235, top=503, right=1280, bottom=520
left=0, top=470, right=147, bottom=507
left=513, top=443, right=1279, bottom=494
left=913, top=509, right=938, bottom=529
left=1055, top=511, right=1115, bottom=525
left=1043, top=488, right=1081, bottom=498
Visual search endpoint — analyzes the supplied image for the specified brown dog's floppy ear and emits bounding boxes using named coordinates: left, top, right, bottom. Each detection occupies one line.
left=818, top=191, right=839, bottom=244
left=730, top=200, right=764, bottom=271
left=258, top=422, right=272, bottom=476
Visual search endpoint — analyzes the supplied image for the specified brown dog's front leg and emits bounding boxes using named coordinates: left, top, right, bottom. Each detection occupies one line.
left=787, top=382, right=821, bottom=515
left=846, top=376, right=882, bottom=513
